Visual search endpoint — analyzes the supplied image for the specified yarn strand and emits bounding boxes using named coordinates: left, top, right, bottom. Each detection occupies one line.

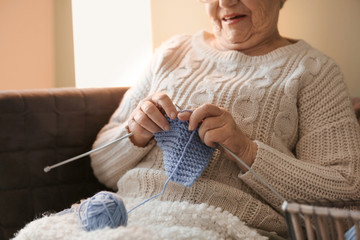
left=127, top=130, right=197, bottom=214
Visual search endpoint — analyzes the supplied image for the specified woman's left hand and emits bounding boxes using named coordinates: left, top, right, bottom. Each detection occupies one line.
left=352, top=97, right=360, bottom=125
left=177, top=104, right=258, bottom=172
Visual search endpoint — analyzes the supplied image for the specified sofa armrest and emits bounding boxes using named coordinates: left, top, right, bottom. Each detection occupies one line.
left=0, top=87, right=128, bottom=240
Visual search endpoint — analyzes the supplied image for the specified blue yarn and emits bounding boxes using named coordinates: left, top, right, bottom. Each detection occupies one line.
left=75, top=115, right=214, bottom=231
left=345, top=223, right=360, bottom=240
left=127, top=116, right=214, bottom=213
left=78, top=191, right=128, bottom=231
left=127, top=129, right=198, bottom=214
left=154, top=116, right=215, bottom=187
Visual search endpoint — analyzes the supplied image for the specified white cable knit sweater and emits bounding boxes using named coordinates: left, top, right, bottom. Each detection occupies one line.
left=90, top=30, right=360, bottom=237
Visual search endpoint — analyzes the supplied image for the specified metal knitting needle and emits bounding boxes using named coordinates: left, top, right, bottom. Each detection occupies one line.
left=218, top=143, right=286, bottom=203
left=220, top=142, right=311, bottom=229
left=176, top=104, right=286, bottom=202
left=44, top=104, right=181, bottom=173
left=175, top=104, right=182, bottom=111
left=44, top=132, right=134, bottom=173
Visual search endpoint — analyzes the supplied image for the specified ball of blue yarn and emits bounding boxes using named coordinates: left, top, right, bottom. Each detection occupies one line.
left=78, top=191, right=128, bottom=231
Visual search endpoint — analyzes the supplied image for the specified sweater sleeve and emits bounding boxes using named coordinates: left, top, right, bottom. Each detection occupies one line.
left=90, top=65, right=155, bottom=190
left=90, top=34, right=191, bottom=190
left=240, top=58, right=360, bottom=209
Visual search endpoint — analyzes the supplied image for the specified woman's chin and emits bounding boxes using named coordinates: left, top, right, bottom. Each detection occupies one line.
left=216, top=39, right=249, bottom=52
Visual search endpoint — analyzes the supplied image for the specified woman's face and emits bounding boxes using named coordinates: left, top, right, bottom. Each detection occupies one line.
left=204, top=0, right=285, bottom=53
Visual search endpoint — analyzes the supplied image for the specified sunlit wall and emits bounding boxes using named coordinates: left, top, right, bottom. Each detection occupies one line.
left=71, top=0, right=153, bottom=88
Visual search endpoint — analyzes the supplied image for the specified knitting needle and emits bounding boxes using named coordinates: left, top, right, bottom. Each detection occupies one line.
left=44, top=104, right=181, bottom=173
left=219, top=144, right=315, bottom=229
left=175, top=104, right=182, bottom=111
left=218, top=143, right=286, bottom=203
left=175, top=105, right=286, bottom=201
left=44, top=132, right=134, bottom=173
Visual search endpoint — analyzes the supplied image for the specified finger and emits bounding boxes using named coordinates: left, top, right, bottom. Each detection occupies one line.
left=151, top=93, right=177, bottom=119
left=140, top=100, right=170, bottom=131
left=177, top=110, right=193, bottom=122
left=197, top=116, right=226, bottom=142
left=202, top=128, right=222, bottom=148
left=202, top=125, right=240, bottom=151
left=133, top=109, right=163, bottom=133
left=128, top=118, right=153, bottom=136
left=128, top=119, right=154, bottom=147
left=189, top=104, right=223, bottom=131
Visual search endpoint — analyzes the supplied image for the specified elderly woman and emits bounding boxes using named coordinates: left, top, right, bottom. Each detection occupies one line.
left=14, top=0, right=360, bottom=239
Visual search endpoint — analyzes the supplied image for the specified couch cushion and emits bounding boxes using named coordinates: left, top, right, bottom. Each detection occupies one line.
left=0, top=87, right=128, bottom=240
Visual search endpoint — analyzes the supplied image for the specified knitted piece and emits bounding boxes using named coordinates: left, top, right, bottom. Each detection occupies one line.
left=154, top=117, right=214, bottom=187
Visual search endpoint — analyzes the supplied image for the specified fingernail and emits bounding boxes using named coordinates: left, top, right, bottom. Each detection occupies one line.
left=170, top=112, right=176, bottom=119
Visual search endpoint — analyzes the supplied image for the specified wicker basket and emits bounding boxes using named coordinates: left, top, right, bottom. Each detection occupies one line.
left=282, top=201, right=360, bottom=240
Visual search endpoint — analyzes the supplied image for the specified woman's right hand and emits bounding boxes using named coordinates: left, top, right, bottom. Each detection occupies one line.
left=127, top=92, right=178, bottom=147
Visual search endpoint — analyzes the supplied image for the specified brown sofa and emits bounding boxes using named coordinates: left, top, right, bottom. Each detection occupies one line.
left=1, top=87, right=359, bottom=240
left=0, top=87, right=129, bottom=240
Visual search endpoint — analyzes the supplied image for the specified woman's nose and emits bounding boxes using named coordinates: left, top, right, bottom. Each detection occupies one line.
left=219, top=0, right=238, bottom=8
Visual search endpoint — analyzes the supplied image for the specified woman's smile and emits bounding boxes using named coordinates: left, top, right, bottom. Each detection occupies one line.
left=205, top=0, right=288, bottom=54
left=221, top=13, right=247, bottom=25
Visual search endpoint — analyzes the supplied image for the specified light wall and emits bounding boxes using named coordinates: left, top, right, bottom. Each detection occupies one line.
left=279, top=0, right=360, bottom=96
left=0, top=0, right=75, bottom=91
left=71, top=0, right=152, bottom=88
left=54, top=0, right=76, bottom=88
left=150, top=0, right=360, bottom=97
left=0, top=0, right=55, bottom=90
left=1, top=0, right=359, bottom=96
left=150, top=0, right=211, bottom=49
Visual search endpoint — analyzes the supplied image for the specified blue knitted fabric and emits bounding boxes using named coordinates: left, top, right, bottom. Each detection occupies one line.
left=154, top=117, right=215, bottom=187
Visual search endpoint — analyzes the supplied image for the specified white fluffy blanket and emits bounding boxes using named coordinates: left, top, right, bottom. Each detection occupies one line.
left=13, top=198, right=267, bottom=240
